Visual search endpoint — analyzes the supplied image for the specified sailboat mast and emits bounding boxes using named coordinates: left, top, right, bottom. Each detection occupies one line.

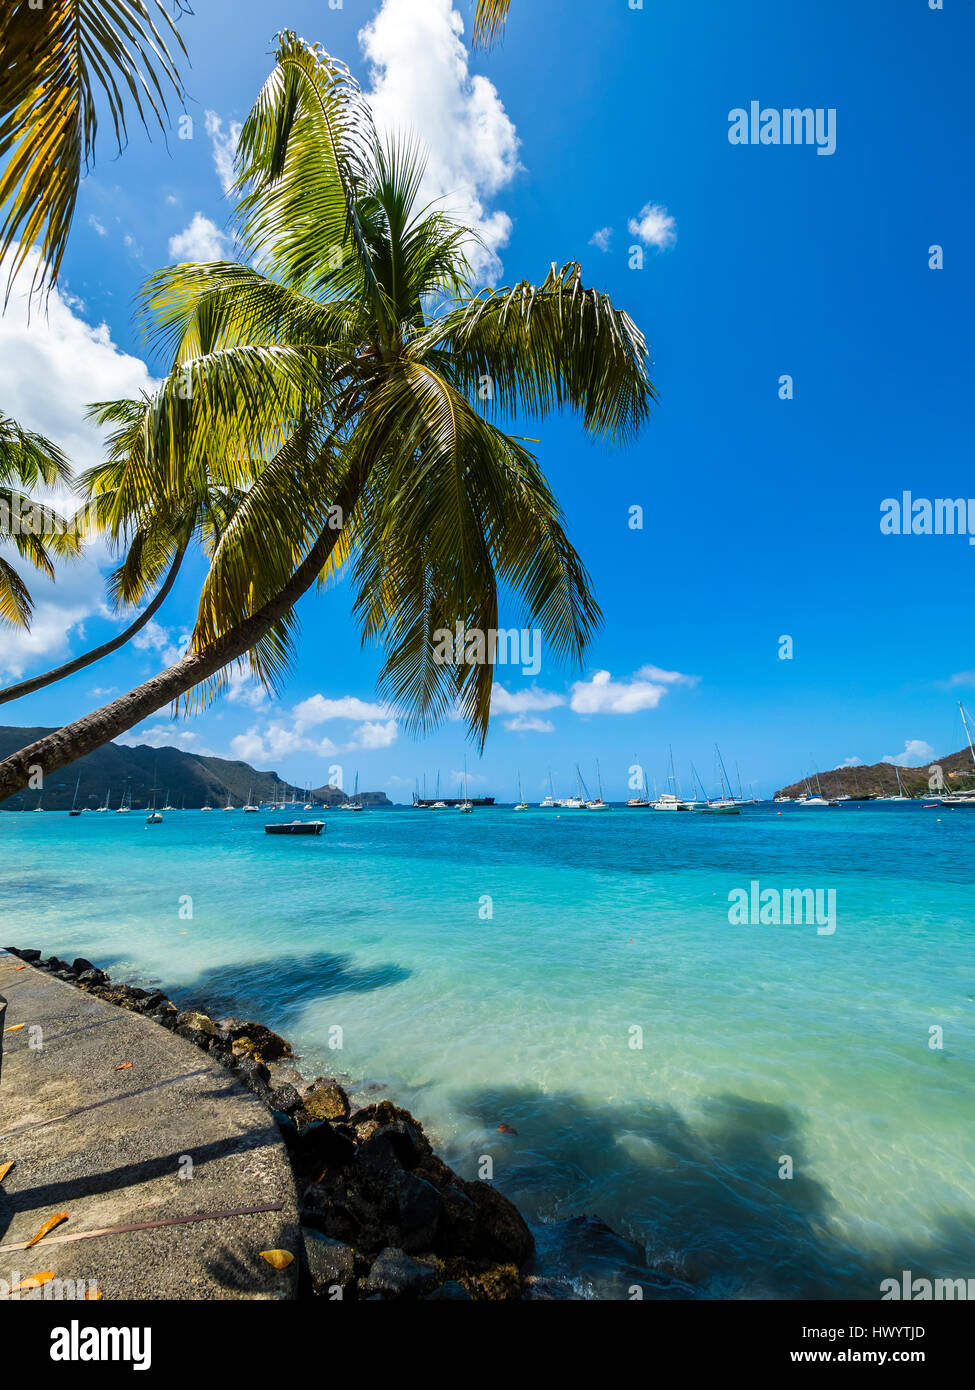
left=959, top=700, right=975, bottom=770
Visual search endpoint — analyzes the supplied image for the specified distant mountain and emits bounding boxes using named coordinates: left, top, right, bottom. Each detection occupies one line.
left=0, top=726, right=392, bottom=810
left=775, top=746, right=975, bottom=800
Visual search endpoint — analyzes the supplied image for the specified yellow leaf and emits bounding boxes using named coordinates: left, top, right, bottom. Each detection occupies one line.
left=0, top=1161, right=14, bottom=1185
left=84, top=1288, right=103, bottom=1301
left=25, top=1211, right=68, bottom=1248
left=260, top=1249, right=294, bottom=1271
left=11, top=1272, right=56, bottom=1292
left=4, top=1023, right=25, bottom=1032
left=113, top=1062, right=133, bottom=1071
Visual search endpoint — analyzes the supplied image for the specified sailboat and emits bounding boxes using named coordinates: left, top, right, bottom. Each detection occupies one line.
left=626, top=759, right=652, bottom=808
left=344, top=772, right=365, bottom=811
left=428, top=771, right=447, bottom=809
left=694, top=746, right=741, bottom=813
left=940, top=701, right=975, bottom=806
left=146, top=788, right=163, bottom=824
left=97, top=786, right=111, bottom=812
left=540, top=769, right=558, bottom=808
left=162, top=789, right=175, bottom=812
left=652, top=748, right=690, bottom=809
left=243, top=785, right=260, bottom=812
left=33, top=794, right=44, bottom=811
left=562, top=765, right=587, bottom=809
left=513, top=771, right=530, bottom=810
left=584, top=759, right=610, bottom=809
left=879, top=766, right=910, bottom=802
left=459, top=759, right=473, bottom=813
left=797, top=762, right=837, bottom=807
left=68, top=775, right=82, bottom=816
left=222, top=791, right=235, bottom=811
left=116, top=784, right=132, bottom=813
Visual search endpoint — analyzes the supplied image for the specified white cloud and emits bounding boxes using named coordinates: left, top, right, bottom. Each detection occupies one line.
left=168, top=212, right=229, bottom=263
left=943, top=671, right=975, bottom=689
left=505, top=714, right=555, bottom=733
left=117, top=724, right=215, bottom=755
left=224, top=666, right=270, bottom=709
left=88, top=215, right=108, bottom=237
left=359, top=0, right=520, bottom=283
left=569, top=666, right=696, bottom=716
left=449, top=767, right=487, bottom=786
left=132, top=620, right=189, bottom=669
left=292, top=694, right=394, bottom=725
left=627, top=201, right=677, bottom=251
left=204, top=110, right=242, bottom=196
left=882, top=740, right=935, bottom=768
left=841, top=756, right=864, bottom=767
left=347, top=718, right=398, bottom=750
left=491, top=683, right=565, bottom=715
left=634, top=664, right=700, bottom=687
left=0, top=249, right=156, bottom=677
left=589, top=227, right=612, bottom=252
left=228, top=695, right=400, bottom=764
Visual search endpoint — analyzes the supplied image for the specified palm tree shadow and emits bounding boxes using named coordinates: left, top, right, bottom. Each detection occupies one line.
left=448, top=1086, right=975, bottom=1300
left=172, top=951, right=410, bottom=1034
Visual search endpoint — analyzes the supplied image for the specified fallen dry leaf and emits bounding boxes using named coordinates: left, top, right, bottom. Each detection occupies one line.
left=4, top=1023, right=25, bottom=1032
left=10, top=1272, right=56, bottom=1293
left=84, top=1288, right=103, bottom=1301
left=497, top=1123, right=518, bottom=1135
left=0, top=1161, right=14, bottom=1185
left=260, top=1249, right=294, bottom=1271
left=113, top=1062, right=133, bottom=1071
left=15, top=964, right=26, bottom=971
left=25, top=1211, right=68, bottom=1248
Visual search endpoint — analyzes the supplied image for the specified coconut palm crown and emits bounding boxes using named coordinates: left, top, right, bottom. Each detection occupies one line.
left=120, top=33, right=655, bottom=745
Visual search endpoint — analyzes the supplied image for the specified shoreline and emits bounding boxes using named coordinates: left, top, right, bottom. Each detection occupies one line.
left=2, top=944, right=572, bottom=1301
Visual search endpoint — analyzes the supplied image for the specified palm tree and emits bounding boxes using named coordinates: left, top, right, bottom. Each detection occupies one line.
left=0, top=396, right=249, bottom=705
left=0, top=34, right=656, bottom=801
left=472, top=1, right=512, bottom=46
left=0, top=0, right=186, bottom=295
left=0, top=412, right=79, bottom=628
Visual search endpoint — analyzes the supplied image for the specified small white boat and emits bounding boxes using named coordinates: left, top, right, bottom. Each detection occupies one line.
left=146, top=811, right=163, bottom=824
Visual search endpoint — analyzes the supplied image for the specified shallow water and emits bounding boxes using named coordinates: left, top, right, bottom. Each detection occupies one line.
left=3, top=801, right=974, bottom=1298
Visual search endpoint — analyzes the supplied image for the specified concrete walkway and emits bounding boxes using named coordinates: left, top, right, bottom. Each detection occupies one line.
left=0, top=950, right=299, bottom=1300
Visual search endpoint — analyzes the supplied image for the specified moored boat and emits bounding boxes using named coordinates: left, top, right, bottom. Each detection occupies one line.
left=265, top=820, right=325, bottom=836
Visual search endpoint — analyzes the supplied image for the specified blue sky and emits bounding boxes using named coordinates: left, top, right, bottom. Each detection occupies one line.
left=1, top=0, right=973, bottom=801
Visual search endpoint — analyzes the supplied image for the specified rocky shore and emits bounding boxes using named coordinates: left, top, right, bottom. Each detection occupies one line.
left=3, top=945, right=561, bottom=1301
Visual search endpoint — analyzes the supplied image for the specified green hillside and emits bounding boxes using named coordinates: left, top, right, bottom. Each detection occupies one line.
left=0, top=727, right=391, bottom=810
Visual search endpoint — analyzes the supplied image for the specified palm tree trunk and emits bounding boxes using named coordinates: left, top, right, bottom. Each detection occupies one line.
left=0, top=549, right=185, bottom=707
left=0, top=467, right=368, bottom=802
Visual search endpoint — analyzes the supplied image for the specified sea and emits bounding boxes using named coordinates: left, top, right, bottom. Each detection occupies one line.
left=3, top=799, right=973, bottom=1299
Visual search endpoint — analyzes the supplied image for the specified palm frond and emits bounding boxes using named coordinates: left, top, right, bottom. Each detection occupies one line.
left=423, top=260, right=657, bottom=443
left=0, top=0, right=186, bottom=295
left=472, top=0, right=512, bottom=47
left=234, top=32, right=382, bottom=308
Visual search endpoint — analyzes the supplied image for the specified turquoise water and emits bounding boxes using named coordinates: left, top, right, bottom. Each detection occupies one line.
left=3, top=802, right=974, bottom=1298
